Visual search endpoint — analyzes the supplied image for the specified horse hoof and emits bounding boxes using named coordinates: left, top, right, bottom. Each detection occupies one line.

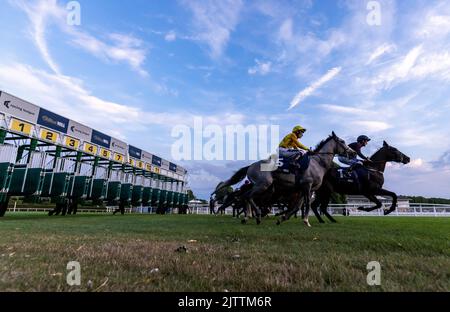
left=241, top=219, right=247, bottom=225
left=384, top=209, right=394, bottom=216
left=276, top=220, right=281, bottom=225
left=256, top=219, right=261, bottom=225
left=357, top=207, right=366, bottom=211
left=303, top=221, right=311, bottom=227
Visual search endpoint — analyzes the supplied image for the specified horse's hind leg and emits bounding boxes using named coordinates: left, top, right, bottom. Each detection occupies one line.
left=357, top=194, right=382, bottom=212
left=318, top=192, right=336, bottom=223
left=311, top=198, right=325, bottom=223
left=302, top=185, right=312, bottom=227
left=376, top=189, right=397, bottom=215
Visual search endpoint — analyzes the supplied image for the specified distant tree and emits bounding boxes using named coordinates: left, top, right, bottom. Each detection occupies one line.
left=187, top=189, right=195, bottom=201
left=214, top=186, right=234, bottom=204
left=330, top=192, right=347, bottom=204
left=407, top=196, right=450, bottom=205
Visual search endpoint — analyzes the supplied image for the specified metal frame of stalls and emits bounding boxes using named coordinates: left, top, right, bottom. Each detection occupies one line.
left=106, top=167, right=122, bottom=205
left=41, top=149, right=76, bottom=205
left=0, top=135, right=18, bottom=216
left=158, top=178, right=167, bottom=211
left=0, top=106, right=189, bottom=217
left=88, top=159, right=109, bottom=203
left=173, top=180, right=183, bottom=209
left=166, top=179, right=175, bottom=210
left=131, top=170, right=145, bottom=206
left=118, top=166, right=134, bottom=206
left=151, top=175, right=163, bottom=210
left=0, top=128, right=47, bottom=213
left=141, top=173, right=154, bottom=207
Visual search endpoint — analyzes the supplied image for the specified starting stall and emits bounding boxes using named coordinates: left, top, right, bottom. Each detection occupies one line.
left=0, top=90, right=188, bottom=217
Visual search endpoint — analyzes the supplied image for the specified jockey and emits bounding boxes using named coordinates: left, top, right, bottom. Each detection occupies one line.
left=279, top=125, right=311, bottom=154
left=338, top=135, right=371, bottom=168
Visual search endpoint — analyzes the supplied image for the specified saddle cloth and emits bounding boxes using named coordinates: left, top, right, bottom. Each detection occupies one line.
left=277, top=148, right=310, bottom=174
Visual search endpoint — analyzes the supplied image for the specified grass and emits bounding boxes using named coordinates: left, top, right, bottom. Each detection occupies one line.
left=0, top=213, right=449, bottom=292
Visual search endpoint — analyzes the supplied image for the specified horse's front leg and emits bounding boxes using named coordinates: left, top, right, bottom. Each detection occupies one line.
left=358, top=194, right=382, bottom=212
left=311, top=197, right=325, bottom=223
left=302, top=184, right=312, bottom=227
left=377, top=189, right=397, bottom=215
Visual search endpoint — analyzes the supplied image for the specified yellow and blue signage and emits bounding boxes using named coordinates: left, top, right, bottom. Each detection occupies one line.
left=37, top=108, right=69, bottom=133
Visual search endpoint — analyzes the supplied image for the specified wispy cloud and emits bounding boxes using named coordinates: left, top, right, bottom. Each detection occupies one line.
left=351, top=121, right=392, bottom=132
left=320, top=104, right=370, bottom=116
left=248, top=59, right=272, bottom=75
left=164, top=30, right=177, bottom=42
left=13, top=0, right=149, bottom=76
left=367, top=43, right=396, bottom=65
left=12, top=0, right=64, bottom=74
left=182, top=0, right=243, bottom=58
left=0, top=62, right=248, bottom=139
left=69, top=31, right=148, bottom=77
left=288, top=67, right=342, bottom=110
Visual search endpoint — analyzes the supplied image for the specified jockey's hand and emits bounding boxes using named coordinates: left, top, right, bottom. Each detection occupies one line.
left=363, top=159, right=373, bottom=166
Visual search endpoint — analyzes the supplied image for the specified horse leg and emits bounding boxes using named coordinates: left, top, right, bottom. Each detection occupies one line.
left=376, top=189, right=397, bottom=215
left=311, top=197, right=325, bottom=223
left=241, top=201, right=251, bottom=224
left=358, top=194, right=382, bottom=212
left=321, top=197, right=337, bottom=223
left=276, top=197, right=303, bottom=225
left=302, top=184, right=312, bottom=227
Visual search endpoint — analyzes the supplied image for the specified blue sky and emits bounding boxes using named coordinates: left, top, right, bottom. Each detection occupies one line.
left=1, top=0, right=450, bottom=199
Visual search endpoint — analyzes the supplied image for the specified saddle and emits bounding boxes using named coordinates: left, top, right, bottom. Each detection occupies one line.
left=277, top=149, right=310, bottom=175
left=337, top=165, right=368, bottom=191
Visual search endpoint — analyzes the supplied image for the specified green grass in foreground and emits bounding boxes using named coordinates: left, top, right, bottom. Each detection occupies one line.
left=0, top=213, right=449, bottom=292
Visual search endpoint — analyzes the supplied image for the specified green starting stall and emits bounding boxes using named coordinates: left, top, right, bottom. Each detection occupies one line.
left=0, top=90, right=187, bottom=217
left=0, top=144, right=18, bottom=216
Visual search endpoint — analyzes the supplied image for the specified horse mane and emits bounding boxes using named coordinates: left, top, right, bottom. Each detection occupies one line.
left=313, top=135, right=333, bottom=152
left=369, top=145, right=388, bottom=160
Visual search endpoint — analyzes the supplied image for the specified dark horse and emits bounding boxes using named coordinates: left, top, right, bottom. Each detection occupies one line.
left=214, top=132, right=356, bottom=226
left=311, top=141, right=410, bottom=223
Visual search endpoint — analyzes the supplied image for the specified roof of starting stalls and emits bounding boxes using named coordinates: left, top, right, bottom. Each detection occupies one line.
left=0, top=90, right=186, bottom=181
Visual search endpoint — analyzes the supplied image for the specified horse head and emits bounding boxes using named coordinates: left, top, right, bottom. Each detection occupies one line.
left=380, top=141, right=411, bottom=164
left=331, top=131, right=357, bottom=158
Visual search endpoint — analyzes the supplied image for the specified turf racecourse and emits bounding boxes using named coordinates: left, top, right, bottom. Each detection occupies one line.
left=0, top=213, right=448, bottom=292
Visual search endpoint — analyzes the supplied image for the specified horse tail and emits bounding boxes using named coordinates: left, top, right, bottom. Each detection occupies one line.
left=213, top=165, right=250, bottom=195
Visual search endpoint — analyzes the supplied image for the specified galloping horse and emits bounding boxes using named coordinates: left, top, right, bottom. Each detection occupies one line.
left=311, top=141, right=411, bottom=223
left=214, top=132, right=356, bottom=226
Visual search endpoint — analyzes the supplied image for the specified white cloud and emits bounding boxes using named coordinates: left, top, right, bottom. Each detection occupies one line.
left=278, top=19, right=293, bottom=42
left=417, top=14, right=450, bottom=39
left=248, top=59, right=272, bottom=75
left=0, top=62, right=248, bottom=137
left=371, top=45, right=423, bottom=89
left=69, top=31, right=148, bottom=77
left=367, top=43, right=396, bottom=64
left=182, top=0, right=243, bottom=58
left=14, top=0, right=148, bottom=76
left=288, top=67, right=342, bottom=110
left=351, top=121, right=391, bottom=132
left=165, top=30, right=177, bottom=42
left=12, top=0, right=64, bottom=74
left=319, top=104, right=370, bottom=116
